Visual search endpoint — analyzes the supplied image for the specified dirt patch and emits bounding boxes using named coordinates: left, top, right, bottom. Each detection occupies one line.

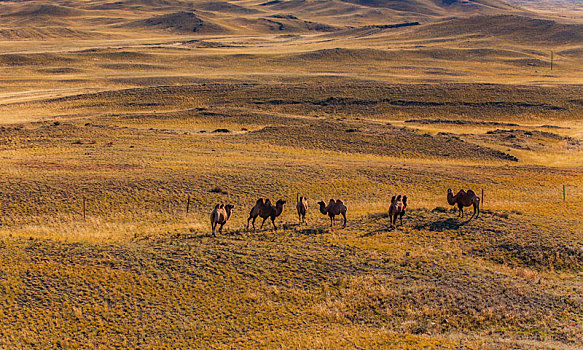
left=406, top=119, right=520, bottom=127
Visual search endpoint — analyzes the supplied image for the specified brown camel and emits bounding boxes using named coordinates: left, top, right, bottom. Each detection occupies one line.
left=246, top=198, right=286, bottom=231
left=296, top=193, right=308, bottom=225
left=317, top=199, right=347, bottom=227
left=388, top=195, right=408, bottom=226
left=447, top=189, right=480, bottom=219
left=210, top=203, right=234, bottom=236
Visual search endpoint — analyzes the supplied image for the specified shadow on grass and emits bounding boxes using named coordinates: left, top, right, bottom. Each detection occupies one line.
left=414, top=217, right=472, bottom=232
left=295, top=227, right=328, bottom=235
left=223, top=229, right=246, bottom=236
left=362, top=226, right=397, bottom=237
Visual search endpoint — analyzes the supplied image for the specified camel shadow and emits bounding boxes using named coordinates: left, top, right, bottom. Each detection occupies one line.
left=362, top=226, right=397, bottom=237
left=223, top=229, right=246, bottom=236
left=414, top=218, right=472, bottom=232
left=296, top=227, right=328, bottom=235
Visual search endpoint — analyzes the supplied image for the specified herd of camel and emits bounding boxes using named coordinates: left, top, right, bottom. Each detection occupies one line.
left=209, top=189, right=481, bottom=236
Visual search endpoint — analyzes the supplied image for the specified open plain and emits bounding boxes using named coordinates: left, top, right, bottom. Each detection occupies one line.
left=0, top=0, right=582, bottom=348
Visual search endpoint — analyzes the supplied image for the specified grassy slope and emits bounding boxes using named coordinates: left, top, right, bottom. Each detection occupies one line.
left=0, top=0, right=582, bottom=349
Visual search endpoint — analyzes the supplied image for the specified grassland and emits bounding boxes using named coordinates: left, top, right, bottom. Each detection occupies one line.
left=0, top=0, right=582, bottom=349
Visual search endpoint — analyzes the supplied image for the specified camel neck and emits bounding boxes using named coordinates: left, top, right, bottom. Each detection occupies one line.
left=275, top=204, right=284, bottom=215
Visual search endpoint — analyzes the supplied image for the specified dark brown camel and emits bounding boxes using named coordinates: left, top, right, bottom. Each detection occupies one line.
left=246, top=198, right=286, bottom=231
left=296, top=193, right=308, bottom=225
left=317, top=199, right=347, bottom=227
left=388, top=195, right=408, bottom=226
left=447, top=189, right=480, bottom=219
left=210, top=203, right=234, bottom=236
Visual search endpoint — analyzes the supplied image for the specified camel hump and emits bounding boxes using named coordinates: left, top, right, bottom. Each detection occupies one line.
left=255, top=198, right=264, bottom=207
left=219, top=203, right=224, bottom=209
left=402, top=195, right=408, bottom=203
left=214, top=203, right=220, bottom=209
left=466, top=189, right=476, bottom=197
left=328, top=199, right=336, bottom=206
left=391, top=195, right=396, bottom=204
left=336, top=199, right=344, bottom=205
left=264, top=199, right=272, bottom=207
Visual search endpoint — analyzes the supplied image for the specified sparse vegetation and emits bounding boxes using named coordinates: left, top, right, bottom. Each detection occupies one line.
left=0, top=0, right=581, bottom=348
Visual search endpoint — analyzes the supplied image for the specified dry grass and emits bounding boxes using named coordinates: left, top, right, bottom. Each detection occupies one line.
left=0, top=0, right=582, bottom=348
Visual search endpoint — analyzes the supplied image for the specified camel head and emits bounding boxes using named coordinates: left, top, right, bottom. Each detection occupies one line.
left=317, top=201, right=327, bottom=214
left=391, top=195, right=396, bottom=204
left=274, top=199, right=286, bottom=215
left=396, top=195, right=402, bottom=202
left=224, top=204, right=234, bottom=217
left=446, top=189, right=456, bottom=205
left=402, top=196, right=408, bottom=207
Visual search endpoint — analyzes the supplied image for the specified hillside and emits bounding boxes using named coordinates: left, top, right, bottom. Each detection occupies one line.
left=0, top=0, right=582, bottom=349
left=409, top=15, right=583, bottom=44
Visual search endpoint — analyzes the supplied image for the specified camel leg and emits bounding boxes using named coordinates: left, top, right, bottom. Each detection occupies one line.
left=271, top=217, right=277, bottom=231
left=458, top=204, right=464, bottom=218
left=330, top=215, right=334, bottom=227
left=260, top=217, right=267, bottom=229
left=211, top=222, right=216, bottom=236
left=400, top=213, right=404, bottom=226
left=471, top=203, right=477, bottom=219
left=252, top=217, right=257, bottom=232
left=341, top=212, right=347, bottom=228
left=219, top=223, right=224, bottom=235
left=475, top=202, right=480, bottom=218
left=246, top=217, right=251, bottom=230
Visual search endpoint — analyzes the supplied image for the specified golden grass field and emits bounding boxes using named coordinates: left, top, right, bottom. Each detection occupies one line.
left=0, top=0, right=582, bottom=348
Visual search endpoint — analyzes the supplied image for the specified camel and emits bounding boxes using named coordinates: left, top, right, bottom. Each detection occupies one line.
left=210, top=203, right=234, bottom=236
left=388, top=195, right=408, bottom=226
left=317, top=199, right=347, bottom=227
left=246, top=198, right=286, bottom=231
left=447, top=189, right=480, bottom=219
left=296, top=193, right=308, bottom=225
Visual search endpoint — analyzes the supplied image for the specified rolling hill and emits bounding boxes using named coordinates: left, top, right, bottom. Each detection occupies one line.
left=0, top=1, right=582, bottom=348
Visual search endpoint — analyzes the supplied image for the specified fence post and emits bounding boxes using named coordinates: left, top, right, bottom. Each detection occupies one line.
left=186, top=195, right=191, bottom=213
left=551, top=51, right=554, bottom=71
left=83, top=197, right=86, bottom=220
left=563, top=185, right=566, bottom=202
left=481, top=189, right=484, bottom=207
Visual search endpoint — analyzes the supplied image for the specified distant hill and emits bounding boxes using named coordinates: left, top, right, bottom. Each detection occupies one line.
left=504, top=0, right=582, bottom=11
left=127, top=11, right=229, bottom=34
left=1, top=0, right=580, bottom=40
left=260, top=0, right=517, bottom=17
left=411, top=14, right=583, bottom=45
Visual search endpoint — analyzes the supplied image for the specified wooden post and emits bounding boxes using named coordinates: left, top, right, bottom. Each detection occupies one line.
left=83, top=197, right=86, bottom=220
left=563, top=185, right=565, bottom=202
left=186, top=195, right=191, bottom=213
left=551, top=51, right=554, bottom=71
left=481, top=189, right=484, bottom=207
